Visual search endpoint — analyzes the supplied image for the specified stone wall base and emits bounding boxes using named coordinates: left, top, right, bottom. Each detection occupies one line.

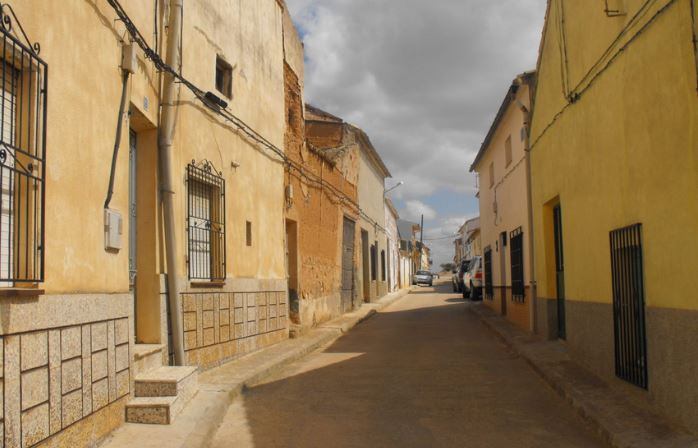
left=537, top=298, right=698, bottom=436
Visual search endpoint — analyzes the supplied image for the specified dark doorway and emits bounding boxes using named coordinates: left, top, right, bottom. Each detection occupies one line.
left=553, top=205, right=566, bottom=340
left=361, top=229, right=370, bottom=302
left=341, top=218, right=355, bottom=313
left=286, top=219, right=300, bottom=324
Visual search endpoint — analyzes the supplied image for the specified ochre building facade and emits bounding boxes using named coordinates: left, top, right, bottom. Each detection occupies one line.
left=531, top=0, right=698, bottom=435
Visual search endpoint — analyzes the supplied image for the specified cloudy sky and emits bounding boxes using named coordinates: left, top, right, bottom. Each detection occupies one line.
left=286, top=0, right=547, bottom=268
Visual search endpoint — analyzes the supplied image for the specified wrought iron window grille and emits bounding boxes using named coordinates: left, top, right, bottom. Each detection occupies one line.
left=484, top=247, right=493, bottom=300
left=186, top=160, right=226, bottom=281
left=0, top=5, right=46, bottom=285
left=610, top=223, right=648, bottom=389
left=510, top=227, right=524, bottom=303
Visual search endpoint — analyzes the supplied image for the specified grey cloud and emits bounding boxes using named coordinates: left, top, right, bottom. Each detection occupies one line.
left=287, top=0, right=546, bottom=265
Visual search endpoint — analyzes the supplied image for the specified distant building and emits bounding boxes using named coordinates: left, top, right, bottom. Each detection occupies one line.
left=384, top=198, right=401, bottom=293
left=454, top=217, right=482, bottom=264
left=397, top=220, right=419, bottom=287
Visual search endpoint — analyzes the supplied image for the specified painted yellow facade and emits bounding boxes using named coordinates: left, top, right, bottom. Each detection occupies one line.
left=0, top=0, right=300, bottom=445
left=531, top=0, right=698, bottom=435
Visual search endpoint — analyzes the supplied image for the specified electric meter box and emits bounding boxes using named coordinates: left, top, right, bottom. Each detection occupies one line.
left=104, top=209, right=123, bottom=251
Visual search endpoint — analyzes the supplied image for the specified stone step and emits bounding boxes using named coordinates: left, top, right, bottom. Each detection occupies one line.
left=132, top=344, right=166, bottom=376
left=125, top=396, right=180, bottom=425
left=134, top=366, right=198, bottom=398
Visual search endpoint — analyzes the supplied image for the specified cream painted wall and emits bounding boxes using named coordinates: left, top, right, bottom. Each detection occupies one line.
left=475, top=84, right=533, bottom=288
left=10, top=1, right=161, bottom=294
left=357, top=144, right=388, bottom=299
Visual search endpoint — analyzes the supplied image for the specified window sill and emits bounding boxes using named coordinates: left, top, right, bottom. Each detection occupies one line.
left=0, top=288, right=45, bottom=298
left=189, top=281, right=226, bottom=289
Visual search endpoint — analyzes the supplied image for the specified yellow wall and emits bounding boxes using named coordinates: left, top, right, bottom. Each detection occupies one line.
left=12, top=0, right=288, bottom=296
left=530, top=0, right=698, bottom=310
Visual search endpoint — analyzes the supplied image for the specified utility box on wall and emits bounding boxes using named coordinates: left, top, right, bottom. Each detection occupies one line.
left=104, top=209, right=123, bottom=251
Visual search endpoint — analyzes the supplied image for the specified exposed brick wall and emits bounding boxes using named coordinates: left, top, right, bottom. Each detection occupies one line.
left=284, top=63, right=359, bottom=327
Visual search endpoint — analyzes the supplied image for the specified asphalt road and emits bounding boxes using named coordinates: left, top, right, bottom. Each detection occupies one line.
left=211, top=281, right=604, bottom=448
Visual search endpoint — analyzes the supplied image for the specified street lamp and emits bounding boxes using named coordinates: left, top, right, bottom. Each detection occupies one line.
left=385, top=181, right=404, bottom=196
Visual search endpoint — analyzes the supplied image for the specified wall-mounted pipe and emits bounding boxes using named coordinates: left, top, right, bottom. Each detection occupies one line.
left=159, top=0, right=185, bottom=366
left=515, top=85, right=538, bottom=335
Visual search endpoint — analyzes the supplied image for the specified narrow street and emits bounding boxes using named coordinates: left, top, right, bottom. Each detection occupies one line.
left=211, top=280, right=604, bottom=448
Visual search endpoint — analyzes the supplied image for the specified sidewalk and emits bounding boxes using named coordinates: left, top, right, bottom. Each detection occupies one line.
left=469, top=304, right=698, bottom=448
left=98, top=288, right=410, bottom=448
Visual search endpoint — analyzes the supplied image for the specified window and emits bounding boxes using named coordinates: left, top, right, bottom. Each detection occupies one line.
left=381, top=250, right=386, bottom=281
left=215, top=56, right=233, bottom=99
left=504, top=135, right=512, bottom=167
left=400, top=240, right=407, bottom=251
left=510, top=228, right=524, bottom=302
left=0, top=30, right=47, bottom=286
left=484, top=247, right=493, bottom=300
left=187, top=163, right=226, bottom=281
left=246, top=221, right=252, bottom=246
left=370, top=244, right=377, bottom=281
left=488, top=162, right=494, bottom=188
left=610, top=223, right=648, bottom=389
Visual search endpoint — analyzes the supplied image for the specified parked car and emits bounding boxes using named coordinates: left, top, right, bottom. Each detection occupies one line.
left=452, top=259, right=470, bottom=292
left=462, top=256, right=483, bottom=300
left=413, top=270, right=434, bottom=286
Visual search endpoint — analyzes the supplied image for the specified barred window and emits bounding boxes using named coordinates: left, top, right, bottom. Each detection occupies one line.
left=484, top=247, right=493, bottom=300
left=370, top=244, right=377, bottom=281
left=510, top=228, right=524, bottom=302
left=380, top=249, right=386, bottom=281
left=186, top=162, right=226, bottom=281
left=0, top=27, right=47, bottom=286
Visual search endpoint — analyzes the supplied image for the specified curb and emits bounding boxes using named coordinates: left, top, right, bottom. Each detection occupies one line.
left=469, top=304, right=698, bottom=448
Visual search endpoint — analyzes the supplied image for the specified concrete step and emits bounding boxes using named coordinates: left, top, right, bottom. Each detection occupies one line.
left=134, top=366, right=198, bottom=397
left=132, top=344, right=166, bottom=376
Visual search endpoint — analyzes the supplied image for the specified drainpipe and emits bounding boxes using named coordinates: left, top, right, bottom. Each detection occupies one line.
left=516, top=93, right=537, bottom=334
left=159, top=0, right=185, bottom=366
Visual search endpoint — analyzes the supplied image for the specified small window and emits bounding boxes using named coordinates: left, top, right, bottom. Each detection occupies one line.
left=505, top=136, right=512, bottom=167
left=246, top=221, right=252, bottom=246
left=215, top=56, right=233, bottom=99
left=489, top=162, right=494, bottom=188
left=187, top=163, right=226, bottom=281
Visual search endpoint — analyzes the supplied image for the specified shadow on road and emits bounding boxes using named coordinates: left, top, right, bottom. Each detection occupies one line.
left=218, top=285, right=604, bottom=448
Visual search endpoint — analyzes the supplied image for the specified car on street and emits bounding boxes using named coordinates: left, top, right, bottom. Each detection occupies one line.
left=452, top=259, right=470, bottom=292
left=462, top=256, right=483, bottom=300
left=413, top=270, right=434, bottom=286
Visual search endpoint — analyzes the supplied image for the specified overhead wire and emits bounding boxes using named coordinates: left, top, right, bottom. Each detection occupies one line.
left=104, top=0, right=391, bottom=236
left=530, top=0, right=679, bottom=150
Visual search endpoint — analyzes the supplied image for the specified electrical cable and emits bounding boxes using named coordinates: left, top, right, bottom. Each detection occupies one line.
left=531, top=0, right=678, bottom=151
left=104, top=0, right=391, bottom=236
left=104, top=70, right=131, bottom=209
